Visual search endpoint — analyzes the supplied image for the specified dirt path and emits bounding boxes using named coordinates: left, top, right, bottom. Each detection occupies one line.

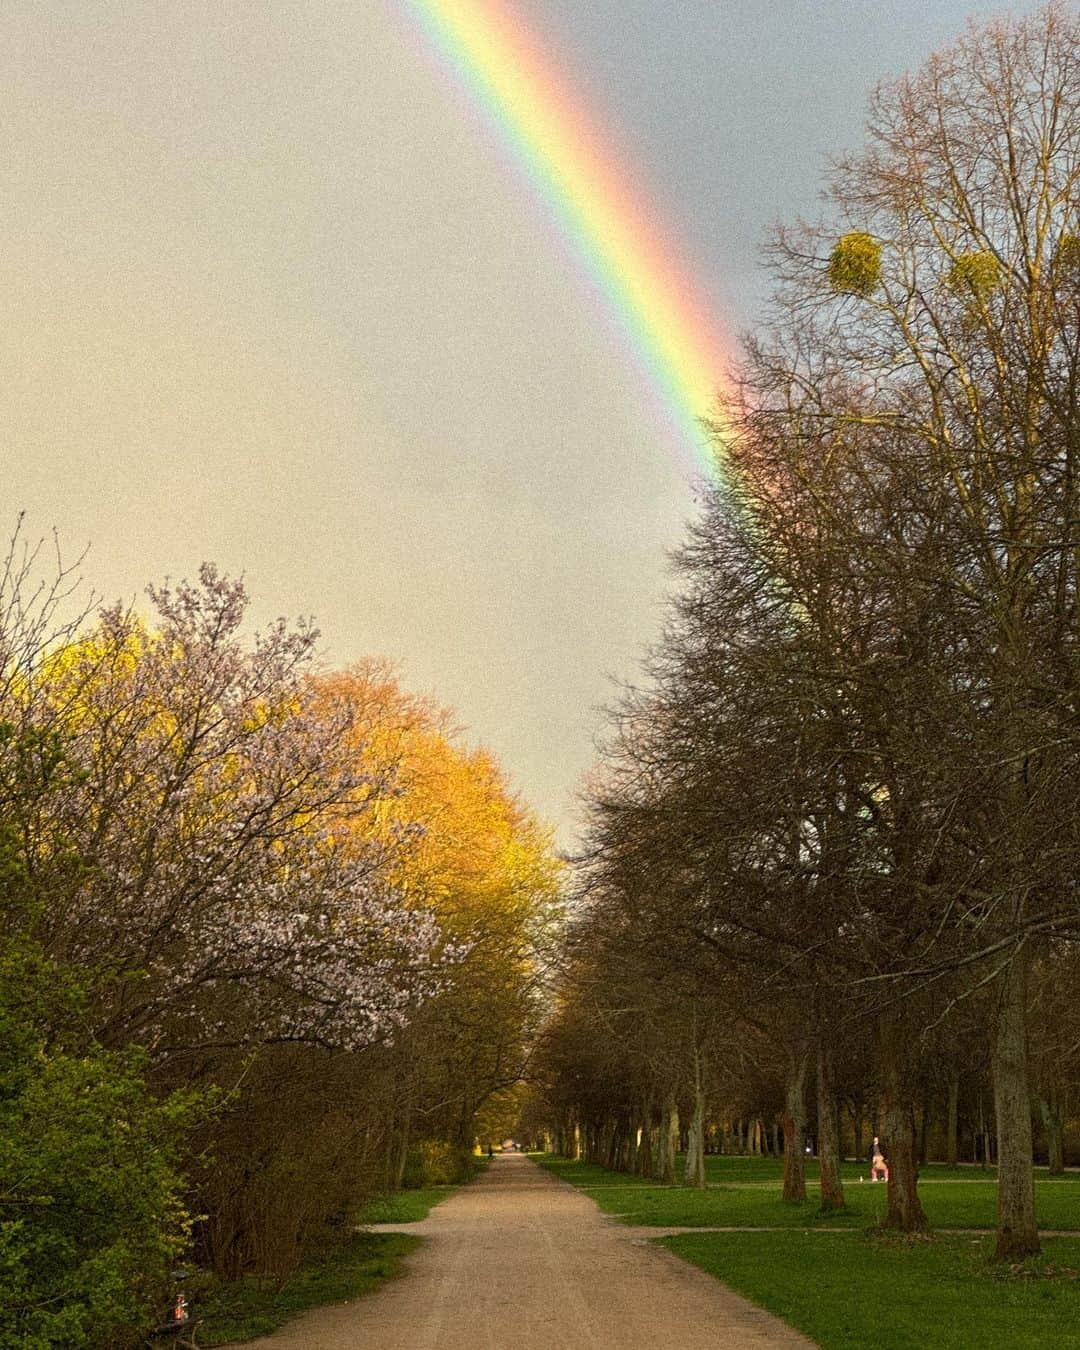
left=239, top=1152, right=812, bottom=1348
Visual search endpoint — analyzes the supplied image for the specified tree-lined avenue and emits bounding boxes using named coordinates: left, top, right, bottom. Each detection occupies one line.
left=242, top=1154, right=811, bottom=1349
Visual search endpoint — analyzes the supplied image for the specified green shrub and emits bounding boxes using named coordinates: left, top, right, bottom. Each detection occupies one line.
left=827, top=232, right=882, bottom=296
left=0, top=940, right=199, bottom=1348
left=0, top=724, right=200, bottom=1345
left=401, top=1140, right=472, bottom=1188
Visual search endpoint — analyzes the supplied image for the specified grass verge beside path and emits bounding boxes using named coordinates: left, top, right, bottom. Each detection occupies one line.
left=666, top=1231, right=1080, bottom=1350
left=197, top=1231, right=420, bottom=1346
left=356, top=1184, right=460, bottom=1225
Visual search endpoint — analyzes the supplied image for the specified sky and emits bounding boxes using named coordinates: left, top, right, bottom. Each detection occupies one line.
left=1, top=0, right=1047, bottom=849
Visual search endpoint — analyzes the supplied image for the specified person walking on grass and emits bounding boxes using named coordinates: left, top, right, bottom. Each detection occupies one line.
left=869, top=1136, right=888, bottom=1183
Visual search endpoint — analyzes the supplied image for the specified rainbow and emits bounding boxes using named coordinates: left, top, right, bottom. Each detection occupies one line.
left=400, top=0, right=735, bottom=485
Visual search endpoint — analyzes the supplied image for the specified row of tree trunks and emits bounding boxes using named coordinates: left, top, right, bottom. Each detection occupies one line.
left=731, top=1118, right=769, bottom=1154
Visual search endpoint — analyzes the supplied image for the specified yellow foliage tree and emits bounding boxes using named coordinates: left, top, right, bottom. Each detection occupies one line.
left=314, top=662, right=562, bottom=1173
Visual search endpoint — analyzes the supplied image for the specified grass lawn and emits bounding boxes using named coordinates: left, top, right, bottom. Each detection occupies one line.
left=539, top=1154, right=1080, bottom=1347
left=665, top=1230, right=1080, bottom=1349
left=196, top=1231, right=420, bottom=1346
left=537, top=1155, right=1080, bottom=1232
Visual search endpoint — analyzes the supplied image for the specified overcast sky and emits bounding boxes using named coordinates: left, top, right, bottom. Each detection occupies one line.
left=2, top=0, right=1046, bottom=848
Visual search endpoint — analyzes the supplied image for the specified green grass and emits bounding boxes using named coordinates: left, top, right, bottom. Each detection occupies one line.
left=665, top=1231, right=1080, bottom=1349
left=539, top=1154, right=1080, bottom=1347
left=537, top=1157, right=677, bottom=1187
left=356, top=1185, right=459, bottom=1224
left=537, top=1155, right=1080, bottom=1232
left=196, top=1231, right=420, bottom=1346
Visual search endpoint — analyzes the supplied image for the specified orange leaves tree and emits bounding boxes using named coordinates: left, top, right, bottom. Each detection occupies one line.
left=316, top=662, right=562, bottom=1181
left=1, top=550, right=559, bottom=1286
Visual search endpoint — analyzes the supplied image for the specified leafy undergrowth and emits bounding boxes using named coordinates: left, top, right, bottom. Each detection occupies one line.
left=664, top=1230, right=1080, bottom=1350
left=537, top=1155, right=1080, bottom=1232
left=197, top=1231, right=420, bottom=1345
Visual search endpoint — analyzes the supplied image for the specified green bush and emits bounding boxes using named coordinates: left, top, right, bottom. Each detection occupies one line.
left=0, top=940, right=199, bottom=1348
left=0, top=726, right=201, bottom=1346
left=401, top=1140, right=472, bottom=1188
left=827, top=232, right=882, bottom=296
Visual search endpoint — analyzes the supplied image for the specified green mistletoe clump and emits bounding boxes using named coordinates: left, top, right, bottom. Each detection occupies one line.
left=947, top=249, right=1001, bottom=300
left=828, top=231, right=882, bottom=296
left=1056, top=231, right=1080, bottom=276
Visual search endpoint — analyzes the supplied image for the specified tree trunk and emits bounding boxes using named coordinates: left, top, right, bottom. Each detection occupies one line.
left=392, top=1120, right=410, bottom=1190
left=1040, top=1093, right=1065, bottom=1176
left=781, top=1049, right=809, bottom=1203
left=880, top=1013, right=929, bottom=1233
left=684, top=1114, right=698, bottom=1186
left=992, top=951, right=1040, bottom=1259
left=637, top=1102, right=654, bottom=1177
left=655, top=1106, right=669, bottom=1182
left=946, top=1075, right=960, bottom=1168
left=457, top=1102, right=475, bottom=1156
left=816, top=1038, right=845, bottom=1211
left=606, top=1119, right=622, bottom=1172
left=977, top=1093, right=988, bottom=1169
left=851, top=1105, right=864, bottom=1167
left=684, top=1058, right=707, bottom=1188
left=657, top=1099, right=679, bottom=1184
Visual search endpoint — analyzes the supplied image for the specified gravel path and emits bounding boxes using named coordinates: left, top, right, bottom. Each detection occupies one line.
left=238, top=1152, right=812, bottom=1348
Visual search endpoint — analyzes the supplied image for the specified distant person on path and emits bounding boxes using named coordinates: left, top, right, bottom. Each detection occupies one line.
left=869, top=1136, right=888, bottom=1182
